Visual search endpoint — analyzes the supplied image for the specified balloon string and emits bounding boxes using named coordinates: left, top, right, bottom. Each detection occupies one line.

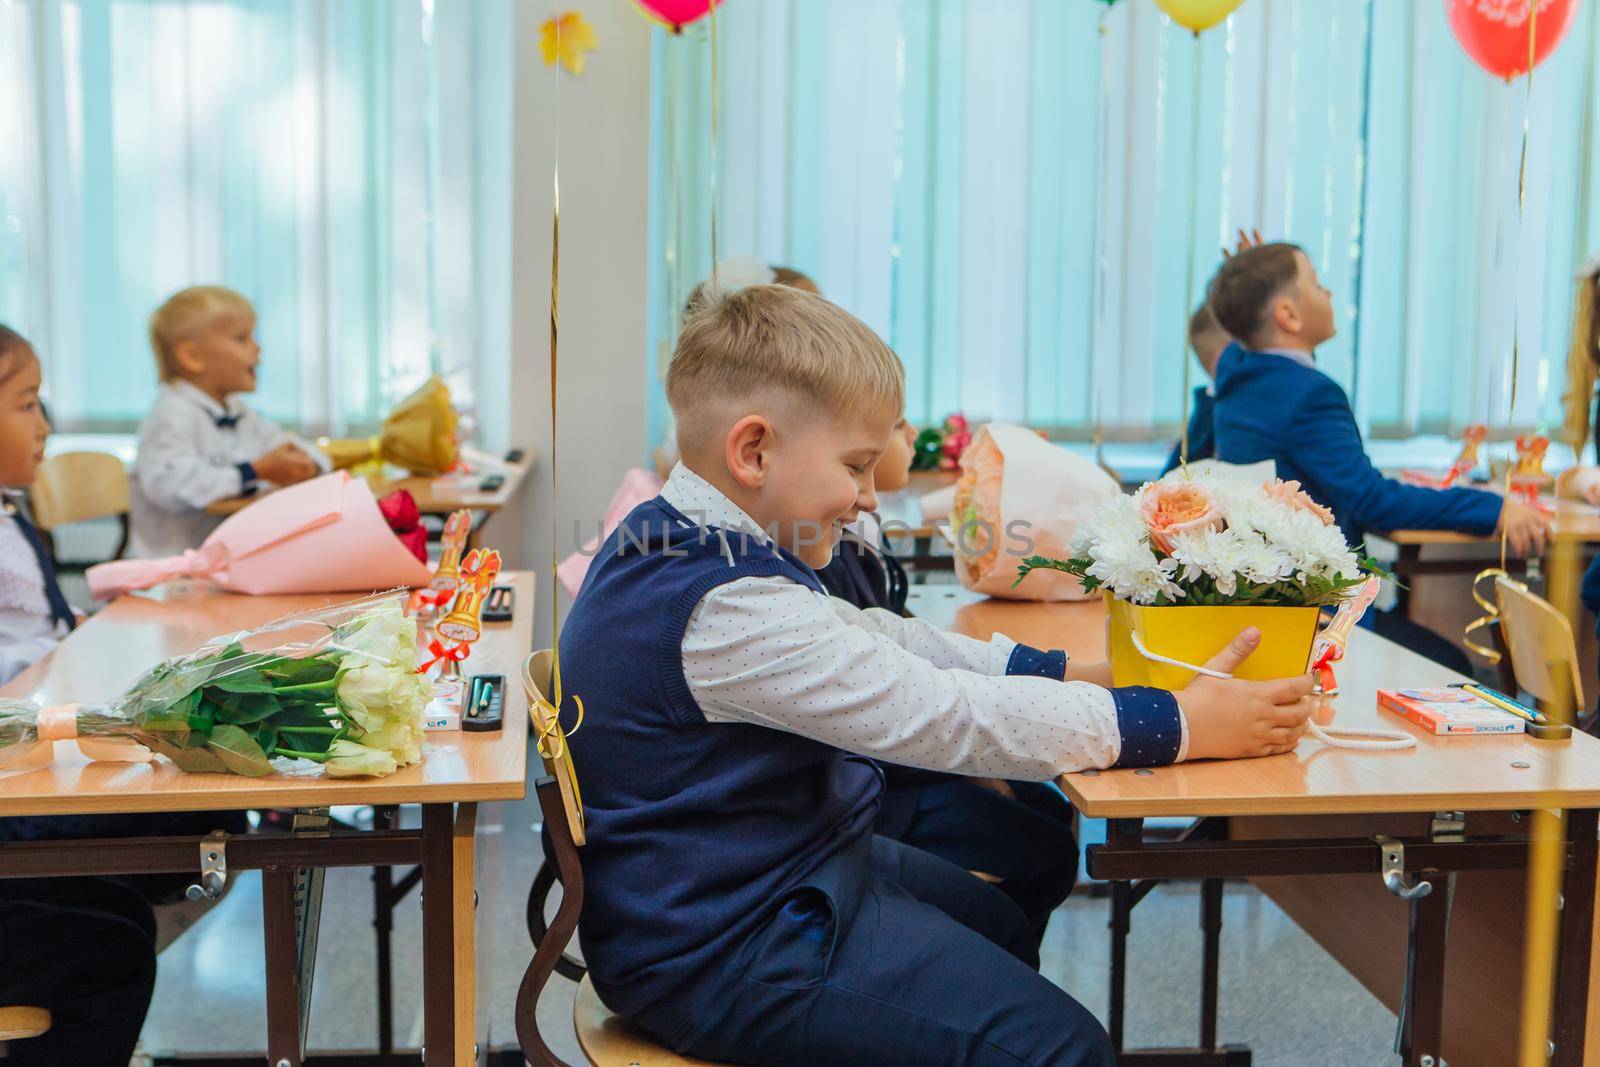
left=549, top=16, right=570, bottom=740
left=1091, top=5, right=1114, bottom=471
left=1502, top=0, right=1537, bottom=575
left=1178, top=30, right=1203, bottom=476
left=708, top=0, right=720, bottom=289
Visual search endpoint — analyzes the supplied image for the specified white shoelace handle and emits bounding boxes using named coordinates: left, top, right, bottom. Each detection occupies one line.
left=1128, top=632, right=1416, bottom=752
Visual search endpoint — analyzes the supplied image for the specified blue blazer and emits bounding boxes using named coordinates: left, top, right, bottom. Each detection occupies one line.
left=1163, top=384, right=1216, bottom=475
left=1211, top=343, right=1502, bottom=550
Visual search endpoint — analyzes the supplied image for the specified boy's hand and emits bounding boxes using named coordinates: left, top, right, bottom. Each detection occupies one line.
left=1559, top=465, right=1600, bottom=506
left=1175, top=628, right=1315, bottom=761
left=253, top=442, right=319, bottom=487
left=1221, top=228, right=1264, bottom=258
left=1496, top=497, right=1551, bottom=557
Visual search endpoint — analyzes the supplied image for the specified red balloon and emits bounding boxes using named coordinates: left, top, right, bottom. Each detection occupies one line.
left=1444, top=0, right=1581, bottom=81
left=633, top=0, right=722, bottom=33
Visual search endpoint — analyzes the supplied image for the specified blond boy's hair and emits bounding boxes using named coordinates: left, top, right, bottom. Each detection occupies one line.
left=149, top=286, right=254, bottom=381
left=667, top=285, right=904, bottom=456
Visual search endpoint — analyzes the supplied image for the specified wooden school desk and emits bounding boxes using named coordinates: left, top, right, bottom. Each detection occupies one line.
left=0, top=573, right=534, bottom=1066
left=206, top=447, right=533, bottom=526
left=1377, top=496, right=1600, bottom=616
left=906, top=585, right=1600, bottom=1067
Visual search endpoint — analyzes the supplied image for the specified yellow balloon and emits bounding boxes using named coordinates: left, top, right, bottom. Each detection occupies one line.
left=1152, top=0, right=1245, bottom=33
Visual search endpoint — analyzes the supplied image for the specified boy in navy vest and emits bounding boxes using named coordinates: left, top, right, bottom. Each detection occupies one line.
left=558, top=284, right=1316, bottom=1066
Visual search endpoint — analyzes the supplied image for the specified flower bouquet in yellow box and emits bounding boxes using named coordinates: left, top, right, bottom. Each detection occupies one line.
left=1017, top=473, right=1384, bottom=690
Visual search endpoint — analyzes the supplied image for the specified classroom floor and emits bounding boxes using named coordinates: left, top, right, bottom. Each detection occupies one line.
left=139, top=777, right=1396, bottom=1066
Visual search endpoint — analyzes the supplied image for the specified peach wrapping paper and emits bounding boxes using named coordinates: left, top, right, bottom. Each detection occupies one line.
left=951, top=423, right=1121, bottom=601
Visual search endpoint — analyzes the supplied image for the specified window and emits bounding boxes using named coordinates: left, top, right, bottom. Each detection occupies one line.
left=0, top=0, right=512, bottom=434
left=649, top=0, right=1600, bottom=444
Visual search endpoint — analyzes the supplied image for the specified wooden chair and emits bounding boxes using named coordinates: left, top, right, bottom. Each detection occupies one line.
left=1494, top=575, right=1590, bottom=728
left=517, top=650, right=726, bottom=1067
left=0, top=1006, right=51, bottom=1056
left=29, top=451, right=131, bottom=564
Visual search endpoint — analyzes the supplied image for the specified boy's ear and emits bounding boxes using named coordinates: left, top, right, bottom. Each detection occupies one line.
left=725, top=415, right=775, bottom=489
left=172, top=337, right=207, bottom=377
left=1271, top=294, right=1303, bottom=338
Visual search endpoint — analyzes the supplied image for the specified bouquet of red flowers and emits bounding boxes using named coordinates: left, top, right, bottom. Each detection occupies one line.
left=912, top=413, right=973, bottom=472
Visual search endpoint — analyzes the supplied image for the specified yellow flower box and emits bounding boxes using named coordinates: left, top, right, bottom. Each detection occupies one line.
left=1107, top=598, right=1322, bottom=690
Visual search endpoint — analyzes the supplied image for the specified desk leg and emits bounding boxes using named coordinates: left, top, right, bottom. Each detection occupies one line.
left=263, top=866, right=304, bottom=1067
left=1108, top=880, right=1132, bottom=1051
left=1554, top=808, right=1598, bottom=1067
left=1199, top=878, right=1223, bottom=1050
left=422, top=802, right=479, bottom=1066
left=1394, top=544, right=1421, bottom=617
left=1400, top=874, right=1449, bottom=1067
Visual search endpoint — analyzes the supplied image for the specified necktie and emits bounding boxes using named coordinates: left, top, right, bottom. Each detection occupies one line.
left=9, top=506, right=76, bottom=632
left=215, top=412, right=241, bottom=429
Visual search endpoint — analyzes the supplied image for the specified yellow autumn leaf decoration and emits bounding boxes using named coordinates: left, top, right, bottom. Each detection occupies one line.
left=539, top=11, right=599, bottom=76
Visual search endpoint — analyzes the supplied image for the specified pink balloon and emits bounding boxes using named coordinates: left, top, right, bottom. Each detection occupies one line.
left=633, top=0, right=722, bottom=33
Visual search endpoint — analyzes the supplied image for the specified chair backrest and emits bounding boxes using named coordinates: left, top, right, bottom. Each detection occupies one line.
left=30, top=452, right=130, bottom=531
left=522, top=649, right=585, bottom=846
left=1495, top=575, right=1585, bottom=716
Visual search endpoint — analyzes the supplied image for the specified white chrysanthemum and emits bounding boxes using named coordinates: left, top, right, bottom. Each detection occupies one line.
left=1071, top=492, right=1147, bottom=559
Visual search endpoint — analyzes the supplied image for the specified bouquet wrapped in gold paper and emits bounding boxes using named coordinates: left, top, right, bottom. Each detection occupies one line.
left=321, top=376, right=460, bottom=476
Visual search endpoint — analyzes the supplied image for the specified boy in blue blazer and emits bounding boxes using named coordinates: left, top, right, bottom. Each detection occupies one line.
left=1208, top=242, right=1548, bottom=556
left=1162, top=302, right=1232, bottom=475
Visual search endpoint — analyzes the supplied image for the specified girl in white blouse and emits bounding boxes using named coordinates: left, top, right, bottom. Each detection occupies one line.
left=0, top=323, right=161, bottom=1065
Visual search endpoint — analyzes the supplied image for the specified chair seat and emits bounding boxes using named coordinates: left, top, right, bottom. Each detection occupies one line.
left=0, top=1006, right=51, bottom=1042
left=573, top=975, right=728, bottom=1066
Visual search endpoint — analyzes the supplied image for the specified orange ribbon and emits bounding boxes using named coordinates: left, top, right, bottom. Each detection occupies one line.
left=416, top=638, right=470, bottom=674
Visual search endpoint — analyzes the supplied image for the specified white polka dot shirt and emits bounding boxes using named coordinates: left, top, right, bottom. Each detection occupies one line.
left=664, top=464, right=1187, bottom=779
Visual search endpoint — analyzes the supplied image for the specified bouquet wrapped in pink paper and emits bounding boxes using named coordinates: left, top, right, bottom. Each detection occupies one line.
left=951, top=423, right=1121, bottom=601
left=0, top=593, right=429, bottom=778
left=88, top=472, right=433, bottom=600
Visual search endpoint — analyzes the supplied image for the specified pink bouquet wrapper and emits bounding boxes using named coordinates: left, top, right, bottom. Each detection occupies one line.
left=952, top=423, right=1121, bottom=601
left=557, top=467, right=664, bottom=597
left=88, top=472, right=434, bottom=599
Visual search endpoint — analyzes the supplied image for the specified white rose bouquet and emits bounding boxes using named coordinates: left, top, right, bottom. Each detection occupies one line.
left=1016, top=473, right=1380, bottom=607
left=0, top=592, right=429, bottom=778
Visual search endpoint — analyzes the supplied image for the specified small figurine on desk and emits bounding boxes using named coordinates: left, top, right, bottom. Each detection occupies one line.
left=1400, top=423, right=1486, bottom=489
left=425, top=547, right=502, bottom=680
left=433, top=509, right=473, bottom=592
left=1509, top=433, right=1552, bottom=505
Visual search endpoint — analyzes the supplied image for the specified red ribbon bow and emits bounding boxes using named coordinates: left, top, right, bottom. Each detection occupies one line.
left=416, top=638, right=470, bottom=673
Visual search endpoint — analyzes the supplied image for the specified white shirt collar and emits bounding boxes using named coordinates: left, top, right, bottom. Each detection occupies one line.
left=170, top=379, right=244, bottom=419
left=1256, top=347, right=1317, bottom=370
left=660, top=463, right=772, bottom=546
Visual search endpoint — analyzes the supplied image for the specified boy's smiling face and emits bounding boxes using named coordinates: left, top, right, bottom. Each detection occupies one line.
left=724, top=400, right=900, bottom=569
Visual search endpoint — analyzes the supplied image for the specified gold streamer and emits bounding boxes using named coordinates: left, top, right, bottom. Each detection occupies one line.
left=543, top=15, right=583, bottom=800
left=1509, top=5, right=1572, bottom=1064
left=1461, top=566, right=1517, bottom=663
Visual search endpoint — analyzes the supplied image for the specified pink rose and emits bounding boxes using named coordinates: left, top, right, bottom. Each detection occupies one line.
left=1140, top=482, right=1224, bottom=553
left=1262, top=479, right=1335, bottom=525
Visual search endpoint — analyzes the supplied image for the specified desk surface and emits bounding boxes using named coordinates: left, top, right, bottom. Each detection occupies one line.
left=1381, top=494, right=1600, bottom=546
left=0, top=573, right=534, bottom=816
left=905, top=585, right=1600, bottom=818
left=206, top=448, right=532, bottom=517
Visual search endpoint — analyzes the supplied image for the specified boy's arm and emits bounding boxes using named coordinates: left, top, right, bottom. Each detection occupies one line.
left=240, top=410, right=332, bottom=473
left=687, top=579, right=1184, bottom=779
left=1296, top=377, right=1502, bottom=537
left=135, top=421, right=259, bottom=511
